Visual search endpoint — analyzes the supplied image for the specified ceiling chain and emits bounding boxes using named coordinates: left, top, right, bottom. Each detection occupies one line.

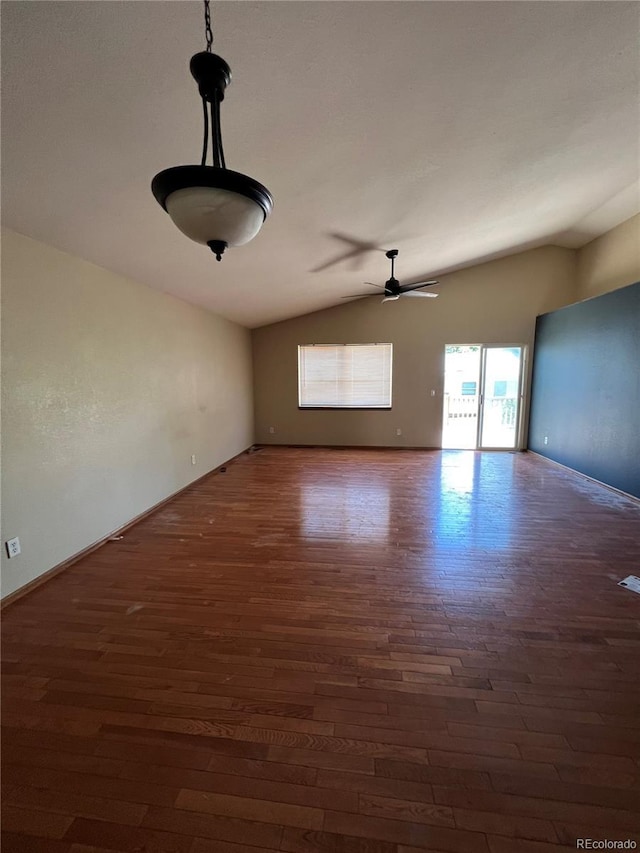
left=204, top=0, right=213, bottom=52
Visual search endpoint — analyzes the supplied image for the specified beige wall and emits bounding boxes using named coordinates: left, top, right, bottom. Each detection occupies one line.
left=252, top=245, right=577, bottom=448
left=576, top=214, right=640, bottom=300
left=1, top=229, right=253, bottom=599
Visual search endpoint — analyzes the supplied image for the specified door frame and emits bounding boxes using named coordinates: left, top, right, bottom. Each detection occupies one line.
left=442, top=343, right=527, bottom=451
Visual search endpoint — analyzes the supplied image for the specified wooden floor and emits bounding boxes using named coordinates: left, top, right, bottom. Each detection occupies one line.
left=2, top=447, right=640, bottom=853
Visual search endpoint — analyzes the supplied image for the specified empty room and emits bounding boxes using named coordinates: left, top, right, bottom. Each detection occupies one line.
left=1, top=1, right=640, bottom=852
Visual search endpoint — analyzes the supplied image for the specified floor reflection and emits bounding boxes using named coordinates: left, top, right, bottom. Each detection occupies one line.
left=434, top=451, right=514, bottom=550
left=300, top=478, right=390, bottom=542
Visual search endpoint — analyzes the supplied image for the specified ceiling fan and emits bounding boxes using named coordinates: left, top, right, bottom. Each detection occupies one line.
left=342, top=250, right=440, bottom=303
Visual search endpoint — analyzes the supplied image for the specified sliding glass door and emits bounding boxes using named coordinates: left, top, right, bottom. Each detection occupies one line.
left=442, top=344, right=524, bottom=449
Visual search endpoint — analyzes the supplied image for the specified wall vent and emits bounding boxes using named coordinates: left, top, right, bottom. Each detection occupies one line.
left=618, top=575, right=640, bottom=594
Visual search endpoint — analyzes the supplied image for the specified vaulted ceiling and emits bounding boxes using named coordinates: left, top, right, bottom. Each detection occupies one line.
left=2, top=1, right=639, bottom=327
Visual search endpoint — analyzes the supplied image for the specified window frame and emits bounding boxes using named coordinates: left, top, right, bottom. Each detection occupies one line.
left=297, top=343, right=393, bottom=410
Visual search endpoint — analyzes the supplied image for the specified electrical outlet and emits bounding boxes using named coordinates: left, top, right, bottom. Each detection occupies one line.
left=191, top=454, right=197, bottom=465
left=396, top=428, right=402, bottom=436
left=543, top=435, right=548, bottom=445
left=269, top=426, right=275, bottom=434
left=5, top=537, right=21, bottom=558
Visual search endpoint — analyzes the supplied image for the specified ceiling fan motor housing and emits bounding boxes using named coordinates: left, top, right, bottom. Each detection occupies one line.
left=341, top=248, right=439, bottom=301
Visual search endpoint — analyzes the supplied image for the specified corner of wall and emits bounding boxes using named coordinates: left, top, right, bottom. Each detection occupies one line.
left=576, top=214, right=640, bottom=301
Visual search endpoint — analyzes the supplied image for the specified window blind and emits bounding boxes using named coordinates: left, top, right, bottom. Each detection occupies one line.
left=298, top=343, right=393, bottom=408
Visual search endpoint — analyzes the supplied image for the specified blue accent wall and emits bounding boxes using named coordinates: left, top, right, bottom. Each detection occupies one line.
left=528, top=281, right=640, bottom=498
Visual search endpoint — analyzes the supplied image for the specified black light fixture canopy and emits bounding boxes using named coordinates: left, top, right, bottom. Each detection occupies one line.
left=151, top=0, right=273, bottom=261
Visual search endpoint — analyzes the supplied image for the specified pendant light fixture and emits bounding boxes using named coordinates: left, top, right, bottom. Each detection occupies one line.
left=152, top=0, right=273, bottom=261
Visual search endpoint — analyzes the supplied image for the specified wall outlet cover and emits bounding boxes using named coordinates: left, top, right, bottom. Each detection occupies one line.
left=6, top=537, right=21, bottom=558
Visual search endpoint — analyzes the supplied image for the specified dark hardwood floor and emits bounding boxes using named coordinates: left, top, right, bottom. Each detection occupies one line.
left=2, top=447, right=640, bottom=853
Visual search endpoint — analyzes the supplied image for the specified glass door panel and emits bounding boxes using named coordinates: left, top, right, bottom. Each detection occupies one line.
left=442, top=345, right=482, bottom=449
left=478, top=346, right=523, bottom=449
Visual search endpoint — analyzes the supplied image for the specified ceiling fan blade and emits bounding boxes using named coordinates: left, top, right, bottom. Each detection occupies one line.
left=341, top=294, right=373, bottom=299
left=402, top=291, right=439, bottom=298
left=398, top=280, right=439, bottom=293
left=363, top=281, right=385, bottom=289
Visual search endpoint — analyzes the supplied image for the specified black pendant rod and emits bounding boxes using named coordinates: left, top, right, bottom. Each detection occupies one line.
left=190, top=51, right=231, bottom=168
left=210, top=92, right=226, bottom=169
left=199, top=0, right=223, bottom=167
left=386, top=249, right=399, bottom=282
left=200, top=97, right=209, bottom=167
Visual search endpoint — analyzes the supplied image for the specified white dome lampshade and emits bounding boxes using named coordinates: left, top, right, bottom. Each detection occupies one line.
left=151, top=43, right=273, bottom=262
left=167, top=188, right=265, bottom=246
left=152, top=165, right=273, bottom=261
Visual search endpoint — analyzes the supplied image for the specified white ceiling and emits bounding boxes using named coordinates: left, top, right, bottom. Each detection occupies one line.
left=2, top=1, right=639, bottom=328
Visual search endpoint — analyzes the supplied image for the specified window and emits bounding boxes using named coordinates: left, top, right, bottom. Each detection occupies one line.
left=298, top=343, right=393, bottom=408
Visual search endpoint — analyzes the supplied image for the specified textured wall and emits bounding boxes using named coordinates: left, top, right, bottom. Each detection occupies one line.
left=528, top=281, right=640, bottom=498
left=252, top=246, right=577, bottom=448
left=576, top=214, right=640, bottom=300
left=1, top=229, right=254, bottom=598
